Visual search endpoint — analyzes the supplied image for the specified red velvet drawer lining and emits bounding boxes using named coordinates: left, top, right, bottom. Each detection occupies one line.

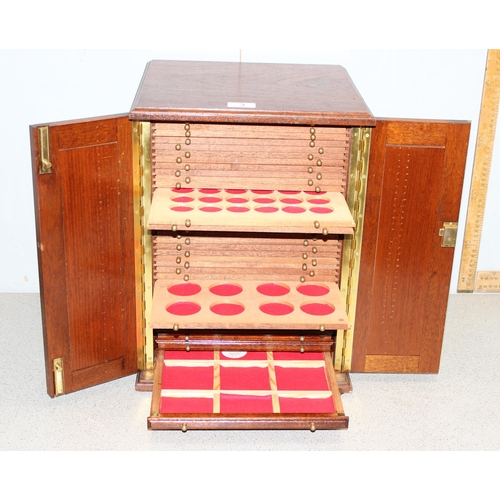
left=159, top=350, right=336, bottom=415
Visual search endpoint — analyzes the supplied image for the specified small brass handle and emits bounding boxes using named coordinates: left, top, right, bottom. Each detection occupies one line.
left=182, top=423, right=187, bottom=432
left=310, top=422, right=316, bottom=432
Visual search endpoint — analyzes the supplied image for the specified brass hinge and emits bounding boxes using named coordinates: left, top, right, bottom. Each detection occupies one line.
left=335, top=127, right=372, bottom=371
left=38, top=126, right=52, bottom=174
left=439, top=222, right=458, bottom=247
left=52, top=357, right=64, bottom=396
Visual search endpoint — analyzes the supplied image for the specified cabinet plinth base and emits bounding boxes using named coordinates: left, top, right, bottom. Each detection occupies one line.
left=336, top=372, right=352, bottom=394
left=135, top=369, right=154, bottom=391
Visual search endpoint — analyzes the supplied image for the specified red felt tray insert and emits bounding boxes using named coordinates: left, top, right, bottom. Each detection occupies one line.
left=159, top=351, right=337, bottom=415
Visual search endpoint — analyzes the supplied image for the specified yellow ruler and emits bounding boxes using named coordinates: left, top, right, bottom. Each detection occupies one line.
left=458, top=49, right=500, bottom=292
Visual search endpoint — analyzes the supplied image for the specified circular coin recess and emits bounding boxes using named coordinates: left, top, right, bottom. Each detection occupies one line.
left=300, top=302, right=335, bottom=316
left=166, top=301, right=202, bottom=316
left=310, top=206, right=333, bottom=214
left=210, top=301, right=245, bottom=316
left=256, top=283, right=290, bottom=296
left=296, top=284, right=330, bottom=297
left=168, top=283, right=202, bottom=296
left=209, top=283, right=243, bottom=296
left=259, top=301, right=294, bottom=316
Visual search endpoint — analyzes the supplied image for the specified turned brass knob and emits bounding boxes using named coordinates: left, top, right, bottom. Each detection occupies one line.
left=300, top=345, right=305, bottom=353
left=182, top=423, right=188, bottom=432
left=310, top=422, right=316, bottom=432
left=185, top=219, right=191, bottom=227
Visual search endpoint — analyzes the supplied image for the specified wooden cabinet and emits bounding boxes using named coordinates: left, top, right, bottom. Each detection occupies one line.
left=30, top=61, right=470, bottom=431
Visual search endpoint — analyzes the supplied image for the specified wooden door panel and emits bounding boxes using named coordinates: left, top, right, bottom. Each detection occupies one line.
left=367, top=145, right=445, bottom=355
left=30, top=115, right=138, bottom=396
left=351, top=119, right=470, bottom=373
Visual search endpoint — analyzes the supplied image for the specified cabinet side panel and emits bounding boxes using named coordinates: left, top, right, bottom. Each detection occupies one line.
left=31, top=115, right=137, bottom=395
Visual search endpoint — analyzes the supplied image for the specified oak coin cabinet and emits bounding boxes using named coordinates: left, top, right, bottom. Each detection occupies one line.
left=31, top=61, right=470, bottom=431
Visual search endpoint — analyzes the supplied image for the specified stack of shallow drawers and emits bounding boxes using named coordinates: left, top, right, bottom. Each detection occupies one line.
left=144, top=102, right=359, bottom=430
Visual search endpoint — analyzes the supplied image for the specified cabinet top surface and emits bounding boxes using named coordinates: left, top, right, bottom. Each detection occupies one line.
left=129, top=60, right=375, bottom=126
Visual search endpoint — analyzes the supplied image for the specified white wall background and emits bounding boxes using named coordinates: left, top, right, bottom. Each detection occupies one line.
left=0, top=49, right=497, bottom=293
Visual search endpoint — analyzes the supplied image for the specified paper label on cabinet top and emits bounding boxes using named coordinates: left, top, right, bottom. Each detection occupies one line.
left=227, top=102, right=256, bottom=109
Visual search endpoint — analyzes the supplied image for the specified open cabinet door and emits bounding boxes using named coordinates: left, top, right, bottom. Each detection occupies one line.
left=30, top=115, right=138, bottom=396
left=351, top=119, right=470, bottom=373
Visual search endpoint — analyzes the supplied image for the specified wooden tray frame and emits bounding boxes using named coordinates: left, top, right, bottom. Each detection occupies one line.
left=148, top=350, right=348, bottom=431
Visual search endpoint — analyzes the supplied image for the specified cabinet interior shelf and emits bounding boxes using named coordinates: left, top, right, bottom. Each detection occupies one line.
left=150, top=279, right=349, bottom=331
left=147, top=188, right=355, bottom=234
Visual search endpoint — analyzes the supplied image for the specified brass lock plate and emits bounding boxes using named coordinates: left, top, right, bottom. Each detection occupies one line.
left=439, top=222, right=458, bottom=247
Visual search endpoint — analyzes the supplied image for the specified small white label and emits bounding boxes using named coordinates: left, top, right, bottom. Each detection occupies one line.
left=227, top=102, right=256, bottom=109
left=221, top=351, right=247, bottom=359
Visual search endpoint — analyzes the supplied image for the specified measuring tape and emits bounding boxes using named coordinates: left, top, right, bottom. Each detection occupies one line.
left=458, top=49, right=500, bottom=292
